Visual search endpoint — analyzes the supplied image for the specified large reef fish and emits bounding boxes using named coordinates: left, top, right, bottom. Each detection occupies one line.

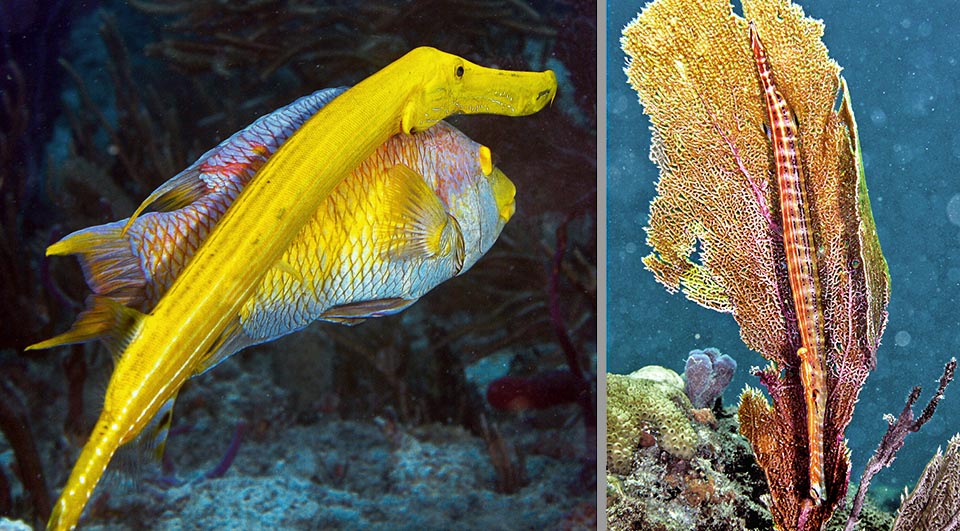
left=31, top=48, right=557, bottom=530
left=34, top=87, right=515, bottom=350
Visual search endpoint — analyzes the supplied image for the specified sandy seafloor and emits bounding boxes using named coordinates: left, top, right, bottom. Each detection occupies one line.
left=607, top=0, right=960, bottom=506
left=3, top=310, right=595, bottom=530
left=80, top=347, right=592, bottom=531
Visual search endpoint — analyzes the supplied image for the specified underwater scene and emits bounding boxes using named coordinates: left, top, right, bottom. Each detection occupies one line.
left=0, top=1, right=596, bottom=529
left=608, top=0, right=959, bottom=530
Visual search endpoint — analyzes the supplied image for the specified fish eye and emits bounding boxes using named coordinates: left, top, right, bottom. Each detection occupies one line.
left=455, top=65, right=464, bottom=78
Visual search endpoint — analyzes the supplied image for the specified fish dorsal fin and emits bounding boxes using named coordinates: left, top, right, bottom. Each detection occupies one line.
left=140, top=392, right=179, bottom=460
left=121, top=87, right=350, bottom=236
left=122, top=168, right=208, bottom=235
left=26, top=297, right=144, bottom=358
left=377, top=164, right=464, bottom=267
left=319, top=297, right=417, bottom=324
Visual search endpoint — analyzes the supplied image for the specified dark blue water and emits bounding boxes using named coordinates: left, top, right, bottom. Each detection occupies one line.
left=607, top=0, right=960, bottom=498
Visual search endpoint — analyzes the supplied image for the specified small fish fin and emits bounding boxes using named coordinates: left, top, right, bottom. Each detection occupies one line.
left=122, top=167, right=207, bottom=235
left=45, top=221, right=148, bottom=306
left=320, top=297, right=418, bottom=323
left=447, top=214, right=465, bottom=274
left=142, top=392, right=179, bottom=461
left=194, top=317, right=255, bottom=376
left=319, top=316, right=368, bottom=326
left=26, top=297, right=143, bottom=355
left=377, top=165, right=460, bottom=263
left=111, top=391, right=180, bottom=483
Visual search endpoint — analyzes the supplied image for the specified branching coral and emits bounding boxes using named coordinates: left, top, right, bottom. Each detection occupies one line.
left=0, top=372, right=51, bottom=524
left=846, top=358, right=956, bottom=531
left=892, top=432, right=960, bottom=531
left=0, top=60, right=53, bottom=350
left=128, top=0, right=556, bottom=85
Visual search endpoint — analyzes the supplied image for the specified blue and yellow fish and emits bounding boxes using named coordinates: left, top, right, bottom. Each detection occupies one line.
left=35, top=86, right=515, bottom=355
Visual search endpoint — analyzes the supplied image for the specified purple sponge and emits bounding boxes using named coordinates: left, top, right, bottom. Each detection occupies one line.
left=683, top=348, right=737, bottom=408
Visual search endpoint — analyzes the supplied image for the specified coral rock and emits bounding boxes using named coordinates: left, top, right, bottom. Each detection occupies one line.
left=607, top=368, right=697, bottom=474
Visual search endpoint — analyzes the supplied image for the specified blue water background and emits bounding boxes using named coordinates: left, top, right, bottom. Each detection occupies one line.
left=607, top=0, right=960, bottom=494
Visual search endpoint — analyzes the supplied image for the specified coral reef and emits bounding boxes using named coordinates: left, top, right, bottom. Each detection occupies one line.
left=45, top=350, right=589, bottom=530
left=622, top=1, right=890, bottom=528
left=683, top=347, right=736, bottom=409
left=606, top=399, right=771, bottom=531
left=605, top=363, right=901, bottom=531
left=606, top=367, right=697, bottom=473
left=892, top=433, right=960, bottom=531
left=0, top=517, right=31, bottom=531
left=0, top=377, right=49, bottom=521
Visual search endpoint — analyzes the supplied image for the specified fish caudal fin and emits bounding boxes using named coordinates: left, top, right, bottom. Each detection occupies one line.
left=47, top=221, right=147, bottom=305
left=29, top=222, right=148, bottom=351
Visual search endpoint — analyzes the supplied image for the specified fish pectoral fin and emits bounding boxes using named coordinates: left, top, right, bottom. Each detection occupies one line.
left=377, top=164, right=456, bottom=261
left=122, top=167, right=207, bottom=235
left=320, top=297, right=418, bottom=324
left=26, top=297, right=144, bottom=356
left=447, top=214, right=465, bottom=274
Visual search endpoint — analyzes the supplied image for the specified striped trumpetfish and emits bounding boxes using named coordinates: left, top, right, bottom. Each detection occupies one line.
left=749, top=21, right=827, bottom=505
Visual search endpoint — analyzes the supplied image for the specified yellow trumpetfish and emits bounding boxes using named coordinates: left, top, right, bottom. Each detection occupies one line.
left=32, top=48, right=556, bottom=530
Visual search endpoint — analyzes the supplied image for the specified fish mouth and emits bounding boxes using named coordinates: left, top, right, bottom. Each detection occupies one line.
left=488, top=168, right=516, bottom=223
